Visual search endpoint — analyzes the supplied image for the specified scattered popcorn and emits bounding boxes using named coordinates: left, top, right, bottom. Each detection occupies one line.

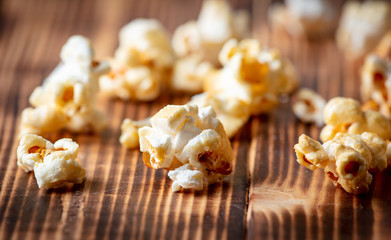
left=17, top=134, right=85, bottom=188
left=361, top=54, right=391, bottom=118
left=138, top=104, right=233, bottom=191
left=294, top=132, right=387, bottom=194
left=170, top=54, right=214, bottom=93
left=172, top=0, right=250, bottom=66
left=100, top=19, right=175, bottom=101
left=20, top=35, right=109, bottom=136
left=268, top=0, right=337, bottom=38
left=292, top=88, right=326, bottom=126
left=320, top=97, right=391, bottom=142
left=120, top=118, right=151, bottom=149
left=336, top=1, right=391, bottom=59
left=168, top=164, right=204, bottom=192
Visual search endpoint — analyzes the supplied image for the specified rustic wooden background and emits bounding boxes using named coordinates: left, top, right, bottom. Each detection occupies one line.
left=1, top=0, right=391, bottom=239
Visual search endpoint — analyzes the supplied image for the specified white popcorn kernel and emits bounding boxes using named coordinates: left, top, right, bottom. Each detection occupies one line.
left=17, top=134, right=85, bottom=188
left=336, top=1, right=391, bottom=59
left=293, top=88, right=326, bottom=126
left=120, top=118, right=151, bottom=149
left=168, top=164, right=204, bottom=192
left=171, top=21, right=202, bottom=57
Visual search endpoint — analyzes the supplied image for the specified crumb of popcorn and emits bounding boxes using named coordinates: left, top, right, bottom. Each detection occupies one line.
left=292, top=88, right=326, bottom=127
left=320, top=97, right=391, bottom=142
left=17, top=134, right=85, bottom=188
left=138, top=104, right=233, bottom=191
left=294, top=132, right=387, bottom=194
left=100, top=19, right=175, bottom=101
left=336, top=1, right=391, bottom=59
left=268, top=0, right=337, bottom=38
left=168, top=164, right=204, bottom=192
left=20, top=35, right=109, bottom=136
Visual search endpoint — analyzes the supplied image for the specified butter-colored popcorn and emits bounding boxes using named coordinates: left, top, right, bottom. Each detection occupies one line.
left=171, top=0, right=250, bottom=66
left=320, top=97, right=391, bottom=142
left=20, top=35, right=109, bottom=136
left=336, top=1, right=391, bottom=59
left=204, top=38, right=298, bottom=115
left=17, top=134, right=85, bottom=188
left=100, top=19, right=175, bottom=101
left=138, top=104, right=233, bottom=191
left=292, top=88, right=326, bottom=126
left=268, top=0, right=337, bottom=38
left=170, top=54, right=214, bottom=93
left=120, top=118, right=151, bottom=149
left=294, top=132, right=387, bottom=194
left=168, top=164, right=204, bottom=192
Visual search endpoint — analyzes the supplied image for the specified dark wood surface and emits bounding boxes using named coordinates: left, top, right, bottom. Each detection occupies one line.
left=1, top=0, right=391, bottom=239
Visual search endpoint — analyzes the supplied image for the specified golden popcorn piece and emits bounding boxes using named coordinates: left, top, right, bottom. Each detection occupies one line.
left=20, top=35, right=109, bottom=136
left=138, top=104, right=233, bottom=191
left=120, top=118, right=151, bottom=149
left=292, top=88, right=326, bottom=126
left=336, top=1, right=391, bottom=59
left=17, top=134, right=85, bottom=188
left=320, top=97, right=391, bottom=142
left=100, top=19, right=175, bottom=101
left=167, top=164, right=204, bottom=192
left=294, top=132, right=387, bottom=194
left=268, top=0, right=337, bottom=38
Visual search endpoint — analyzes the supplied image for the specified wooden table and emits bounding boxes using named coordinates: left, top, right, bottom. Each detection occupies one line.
left=1, top=0, right=391, bottom=239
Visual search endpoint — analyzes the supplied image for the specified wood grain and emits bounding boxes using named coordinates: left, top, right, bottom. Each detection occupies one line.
left=1, top=0, right=391, bottom=239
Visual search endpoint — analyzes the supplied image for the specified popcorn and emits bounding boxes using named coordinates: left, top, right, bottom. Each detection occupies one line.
left=171, top=0, right=250, bottom=66
left=204, top=39, right=298, bottom=115
left=170, top=54, right=214, bottom=93
left=100, top=19, right=175, bottom=101
left=20, top=35, right=109, bottom=136
left=268, top=0, right=337, bottom=38
left=292, top=88, right=326, bottom=126
left=336, top=1, right=391, bottom=59
left=120, top=118, right=151, bottom=149
left=361, top=54, right=391, bottom=118
left=294, top=132, right=387, bottom=194
left=138, top=104, right=233, bottom=191
left=168, top=164, right=204, bottom=192
left=17, top=134, right=85, bottom=188
left=320, top=97, right=391, bottom=142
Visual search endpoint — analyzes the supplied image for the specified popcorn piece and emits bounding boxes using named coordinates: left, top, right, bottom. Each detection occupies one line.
left=120, top=118, right=151, bottom=149
left=320, top=97, right=391, bottom=142
left=292, top=88, right=326, bottom=126
left=268, top=0, right=337, bottom=38
left=204, top=39, right=298, bottom=116
left=294, top=132, right=387, bottom=194
left=171, top=54, right=214, bottom=93
left=171, top=0, right=250, bottom=66
left=336, top=1, right=391, bottom=59
left=17, top=134, right=85, bottom=188
left=361, top=54, right=391, bottom=118
left=168, top=164, right=204, bottom=192
left=20, top=35, right=109, bottom=136
left=100, top=19, right=175, bottom=101
left=138, top=104, right=233, bottom=191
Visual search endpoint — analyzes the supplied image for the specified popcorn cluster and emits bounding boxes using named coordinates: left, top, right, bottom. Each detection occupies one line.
left=295, top=132, right=387, bottom=194
left=269, top=0, right=337, bottom=38
left=17, top=134, right=85, bottom=188
left=336, top=1, right=391, bottom=59
left=170, top=0, right=250, bottom=92
left=189, top=38, right=298, bottom=137
left=138, top=104, right=233, bottom=192
left=100, top=19, right=175, bottom=101
left=320, top=97, right=391, bottom=142
left=20, top=35, right=109, bottom=136
left=292, top=88, right=326, bottom=127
